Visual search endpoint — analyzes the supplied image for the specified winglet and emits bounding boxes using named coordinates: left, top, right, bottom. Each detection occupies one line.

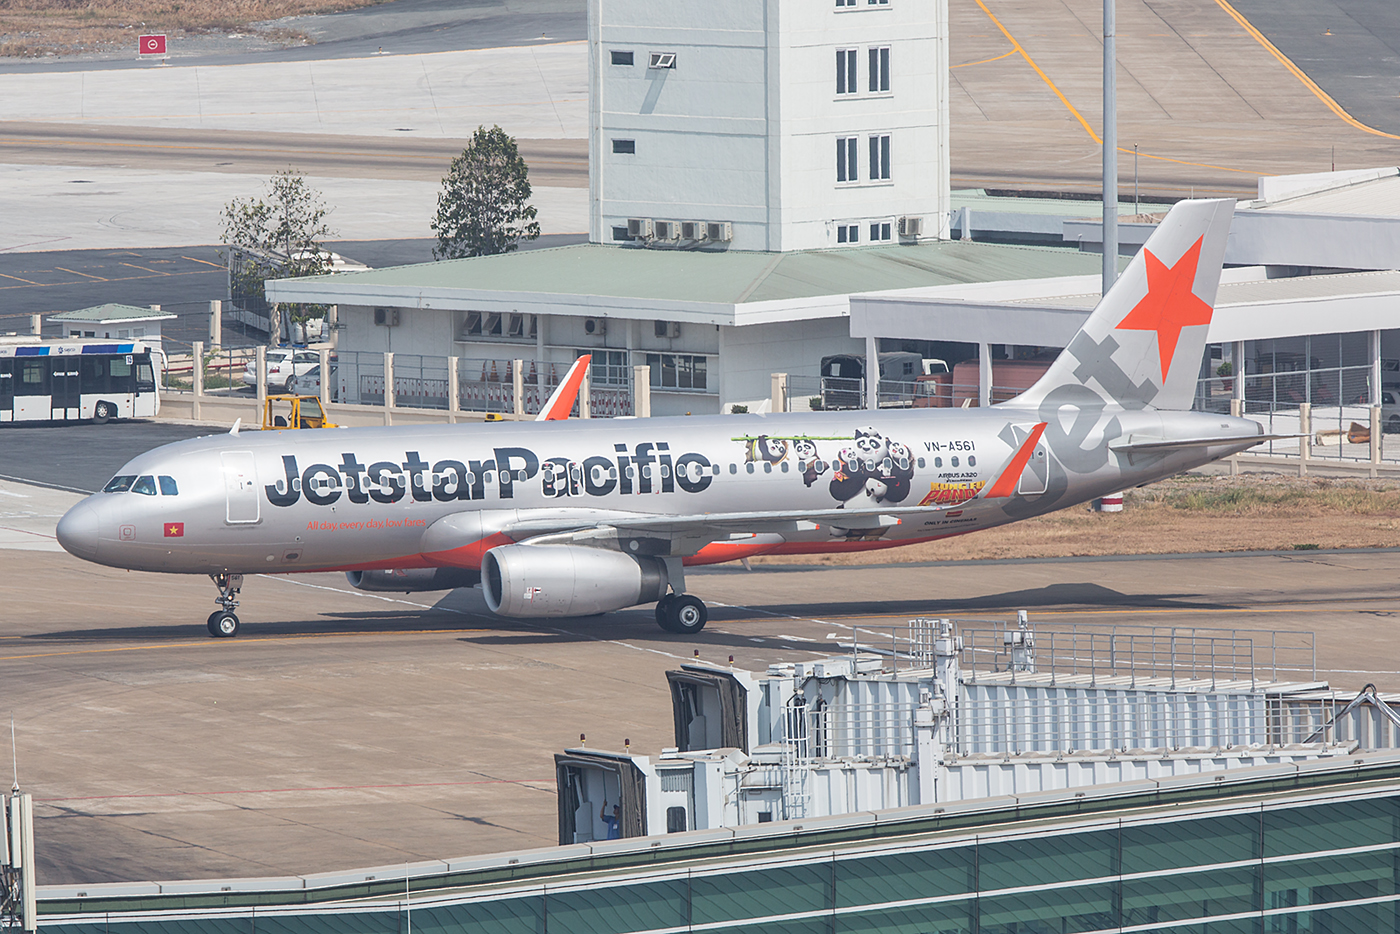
left=536, top=355, right=591, bottom=421
left=229, top=418, right=241, bottom=435
left=981, top=422, right=1046, bottom=499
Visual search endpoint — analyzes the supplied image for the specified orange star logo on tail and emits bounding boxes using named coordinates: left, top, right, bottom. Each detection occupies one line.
left=1115, top=235, right=1213, bottom=382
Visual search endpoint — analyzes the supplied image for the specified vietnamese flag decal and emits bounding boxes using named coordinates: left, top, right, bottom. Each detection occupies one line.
left=164, top=522, right=184, bottom=538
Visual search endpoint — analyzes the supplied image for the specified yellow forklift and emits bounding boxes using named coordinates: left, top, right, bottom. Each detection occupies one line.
left=261, top=394, right=336, bottom=430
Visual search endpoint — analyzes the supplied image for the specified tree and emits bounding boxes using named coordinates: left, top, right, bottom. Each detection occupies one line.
left=220, top=171, right=336, bottom=342
left=431, top=125, right=541, bottom=259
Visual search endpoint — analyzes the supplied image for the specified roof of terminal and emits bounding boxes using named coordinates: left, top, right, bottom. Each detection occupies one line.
left=268, top=240, right=1105, bottom=309
left=48, top=302, right=177, bottom=323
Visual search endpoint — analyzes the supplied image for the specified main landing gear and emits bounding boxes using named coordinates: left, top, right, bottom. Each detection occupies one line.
left=655, top=593, right=708, bottom=635
left=207, top=572, right=244, bottom=638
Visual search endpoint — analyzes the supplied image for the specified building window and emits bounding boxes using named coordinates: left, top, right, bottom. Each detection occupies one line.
left=610, top=50, right=634, bottom=65
left=612, top=226, right=631, bottom=241
left=459, top=311, right=536, bottom=342
left=612, top=139, right=636, bottom=154
left=870, top=222, right=892, bottom=242
left=836, top=49, right=857, bottom=95
left=581, top=349, right=629, bottom=387
left=869, top=134, right=891, bottom=180
left=868, top=0, right=889, bottom=5
left=837, top=136, right=858, bottom=182
left=646, top=353, right=707, bottom=391
left=648, top=51, right=677, bottom=69
left=869, top=46, right=890, bottom=92
left=837, top=224, right=859, bottom=243
left=836, top=0, right=857, bottom=6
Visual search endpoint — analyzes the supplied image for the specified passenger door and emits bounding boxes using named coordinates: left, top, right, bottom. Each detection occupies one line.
left=221, top=452, right=260, bottom=524
left=13, top=358, right=49, bottom=421
left=0, top=359, right=12, bottom=422
left=51, top=356, right=80, bottom=420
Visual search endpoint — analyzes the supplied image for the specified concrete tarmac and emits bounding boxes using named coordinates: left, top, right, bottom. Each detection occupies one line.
left=5, top=511, right=1400, bottom=884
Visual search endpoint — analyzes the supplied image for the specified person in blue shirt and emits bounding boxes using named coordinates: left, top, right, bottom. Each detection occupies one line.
left=600, top=803, right=621, bottom=839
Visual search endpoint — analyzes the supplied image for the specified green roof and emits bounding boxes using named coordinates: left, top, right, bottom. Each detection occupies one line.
left=272, top=240, right=1105, bottom=306
left=49, top=303, right=177, bottom=322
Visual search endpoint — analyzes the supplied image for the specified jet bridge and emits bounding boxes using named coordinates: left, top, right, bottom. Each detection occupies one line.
left=558, top=614, right=1400, bottom=841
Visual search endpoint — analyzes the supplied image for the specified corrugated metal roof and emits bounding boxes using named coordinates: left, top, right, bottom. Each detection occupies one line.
left=48, top=302, right=177, bottom=322
left=272, top=241, right=1105, bottom=305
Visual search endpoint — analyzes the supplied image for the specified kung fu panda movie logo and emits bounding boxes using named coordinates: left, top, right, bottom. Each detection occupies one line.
left=829, top=428, right=914, bottom=507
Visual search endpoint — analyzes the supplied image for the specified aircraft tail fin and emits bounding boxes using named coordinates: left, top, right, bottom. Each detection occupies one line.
left=536, top=355, right=591, bottom=421
left=1011, top=198, right=1235, bottom=412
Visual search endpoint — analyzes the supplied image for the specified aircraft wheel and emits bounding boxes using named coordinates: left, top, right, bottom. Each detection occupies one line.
left=93, top=401, right=113, bottom=425
left=655, top=594, right=680, bottom=633
left=659, top=594, right=707, bottom=635
left=207, top=611, right=240, bottom=638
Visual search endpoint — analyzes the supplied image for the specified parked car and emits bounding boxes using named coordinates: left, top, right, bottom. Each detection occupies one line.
left=287, top=363, right=337, bottom=401
left=1382, top=388, right=1400, bottom=434
left=242, top=349, right=323, bottom=392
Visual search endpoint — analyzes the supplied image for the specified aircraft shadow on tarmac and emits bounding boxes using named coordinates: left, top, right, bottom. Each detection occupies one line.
left=23, top=582, right=1233, bottom=645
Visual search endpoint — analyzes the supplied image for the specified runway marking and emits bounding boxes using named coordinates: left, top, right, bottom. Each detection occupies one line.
left=181, top=254, right=226, bottom=268
left=0, top=272, right=40, bottom=284
left=0, top=268, right=219, bottom=292
left=969, top=0, right=1265, bottom=177
left=120, top=262, right=165, bottom=275
left=1212, top=0, right=1400, bottom=142
left=0, top=628, right=504, bottom=662
left=951, top=49, right=1017, bottom=69
left=37, top=778, right=556, bottom=805
left=52, top=265, right=107, bottom=281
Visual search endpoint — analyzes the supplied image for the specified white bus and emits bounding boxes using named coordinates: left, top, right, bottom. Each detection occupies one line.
left=0, top=339, right=160, bottom=425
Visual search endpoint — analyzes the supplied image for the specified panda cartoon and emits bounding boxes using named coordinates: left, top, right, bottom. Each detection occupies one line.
left=792, top=438, right=820, bottom=487
left=829, top=428, right=887, bottom=506
left=876, top=440, right=915, bottom=504
left=746, top=435, right=789, bottom=464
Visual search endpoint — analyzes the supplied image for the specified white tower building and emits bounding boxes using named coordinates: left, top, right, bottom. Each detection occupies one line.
left=588, top=0, right=951, bottom=253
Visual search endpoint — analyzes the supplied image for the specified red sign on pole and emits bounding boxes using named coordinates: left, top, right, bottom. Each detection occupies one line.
left=139, top=34, right=167, bottom=55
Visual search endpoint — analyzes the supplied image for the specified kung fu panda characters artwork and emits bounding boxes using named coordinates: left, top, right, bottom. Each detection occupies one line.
left=829, top=428, right=914, bottom=507
left=746, top=435, right=790, bottom=465
left=792, top=438, right=820, bottom=487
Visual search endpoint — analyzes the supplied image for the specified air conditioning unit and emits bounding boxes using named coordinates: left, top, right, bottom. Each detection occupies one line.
left=648, top=51, right=677, bottom=69
left=373, top=307, right=399, bottom=327
left=705, top=221, right=733, bottom=242
left=627, top=218, right=653, bottom=240
left=680, top=220, right=705, bottom=240
left=584, top=317, right=607, bottom=337
left=654, top=320, right=682, bottom=338
left=897, top=216, right=924, bottom=238
left=653, top=220, right=680, bottom=241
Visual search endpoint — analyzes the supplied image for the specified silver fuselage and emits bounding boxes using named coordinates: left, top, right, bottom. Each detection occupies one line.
left=56, top=405, right=1261, bottom=575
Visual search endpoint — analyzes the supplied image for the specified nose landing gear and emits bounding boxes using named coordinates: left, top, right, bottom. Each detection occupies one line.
left=207, top=572, right=244, bottom=637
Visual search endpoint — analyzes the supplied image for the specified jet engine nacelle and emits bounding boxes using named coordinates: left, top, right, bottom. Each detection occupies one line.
left=482, top=544, right=668, bottom=618
left=346, top=567, right=481, bottom=593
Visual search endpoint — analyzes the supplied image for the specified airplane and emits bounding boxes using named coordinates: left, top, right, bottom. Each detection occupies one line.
left=57, top=198, right=1274, bottom=638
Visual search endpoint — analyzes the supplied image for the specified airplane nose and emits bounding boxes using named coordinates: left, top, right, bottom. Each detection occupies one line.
left=56, top=501, right=100, bottom=560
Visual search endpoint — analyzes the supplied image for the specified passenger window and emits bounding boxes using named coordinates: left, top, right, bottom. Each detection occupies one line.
left=158, top=476, right=178, bottom=495
left=729, top=464, right=737, bottom=474
left=763, top=462, right=772, bottom=473
left=103, top=475, right=136, bottom=493
left=934, top=457, right=942, bottom=468
left=746, top=463, right=755, bottom=474
left=132, top=475, right=157, bottom=495
left=917, top=457, right=926, bottom=468
left=780, top=462, right=789, bottom=472
left=951, top=456, right=959, bottom=468
left=968, top=455, right=977, bottom=467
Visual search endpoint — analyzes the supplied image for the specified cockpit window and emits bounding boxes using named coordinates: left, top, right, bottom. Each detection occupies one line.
left=132, top=475, right=157, bottom=495
left=158, top=475, right=178, bottom=496
left=103, top=475, right=136, bottom=493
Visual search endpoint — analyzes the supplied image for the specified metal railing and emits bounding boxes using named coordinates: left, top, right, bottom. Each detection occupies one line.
left=959, top=623, right=1317, bottom=688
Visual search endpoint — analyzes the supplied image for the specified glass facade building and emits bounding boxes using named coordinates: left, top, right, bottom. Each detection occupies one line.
left=41, top=760, right=1400, bottom=934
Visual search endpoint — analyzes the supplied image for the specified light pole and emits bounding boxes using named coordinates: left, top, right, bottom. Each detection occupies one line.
left=1102, top=0, right=1117, bottom=294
